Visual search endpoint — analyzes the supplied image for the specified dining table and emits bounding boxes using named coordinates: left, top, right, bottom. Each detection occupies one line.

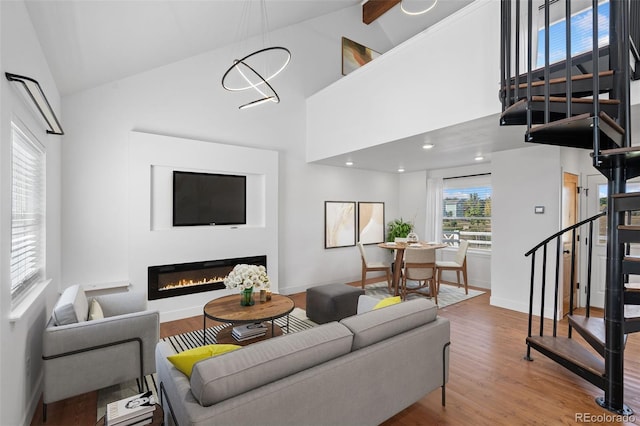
left=377, top=241, right=448, bottom=296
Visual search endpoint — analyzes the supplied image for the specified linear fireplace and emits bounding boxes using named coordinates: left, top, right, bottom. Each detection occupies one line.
left=147, top=255, right=267, bottom=300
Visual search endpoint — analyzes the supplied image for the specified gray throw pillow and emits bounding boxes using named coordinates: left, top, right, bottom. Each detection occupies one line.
left=52, top=285, right=89, bottom=325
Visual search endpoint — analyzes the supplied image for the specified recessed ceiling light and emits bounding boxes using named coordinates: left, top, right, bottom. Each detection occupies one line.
left=397, top=167, right=405, bottom=173
left=422, top=143, right=434, bottom=150
left=474, top=156, right=484, bottom=161
left=345, top=161, right=354, bottom=166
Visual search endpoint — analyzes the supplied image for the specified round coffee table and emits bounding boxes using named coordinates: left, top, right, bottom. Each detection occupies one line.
left=203, top=293, right=295, bottom=346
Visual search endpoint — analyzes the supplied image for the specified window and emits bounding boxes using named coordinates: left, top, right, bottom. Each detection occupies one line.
left=596, top=182, right=640, bottom=243
left=11, top=121, right=45, bottom=304
left=442, top=174, right=492, bottom=250
left=536, top=0, right=610, bottom=68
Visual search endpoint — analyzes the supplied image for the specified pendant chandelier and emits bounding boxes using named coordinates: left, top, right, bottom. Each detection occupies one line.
left=400, top=0, right=438, bottom=16
left=221, top=0, right=291, bottom=110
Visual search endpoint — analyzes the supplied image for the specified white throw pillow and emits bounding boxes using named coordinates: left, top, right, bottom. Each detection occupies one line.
left=88, top=298, right=105, bottom=320
left=52, top=285, right=89, bottom=326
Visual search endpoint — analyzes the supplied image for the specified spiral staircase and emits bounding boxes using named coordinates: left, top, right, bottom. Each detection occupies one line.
left=500, top=0, right=640, bottom=414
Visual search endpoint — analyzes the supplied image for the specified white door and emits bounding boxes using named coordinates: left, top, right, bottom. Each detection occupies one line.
left=585, top=174, right=640, bottom=309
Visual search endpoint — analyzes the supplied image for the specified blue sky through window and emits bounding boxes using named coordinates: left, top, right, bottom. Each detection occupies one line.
left=536, top=1, right=609, bottom=67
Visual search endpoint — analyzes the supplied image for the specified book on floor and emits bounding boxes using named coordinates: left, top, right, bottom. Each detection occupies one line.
left=107, top=411, right=154, bottom=426
left=105, top=391, right=156, bottom=425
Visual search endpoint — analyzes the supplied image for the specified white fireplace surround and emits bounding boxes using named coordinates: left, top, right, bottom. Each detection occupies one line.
left=128, top=131, right=278, bottom=321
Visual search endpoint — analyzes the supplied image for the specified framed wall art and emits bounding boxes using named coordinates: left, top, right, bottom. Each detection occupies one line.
left=324, top=201, right=356, bottom=249
left=342, top=37, right=381, bottom=76
left=358, top=202, right=385, bottom=245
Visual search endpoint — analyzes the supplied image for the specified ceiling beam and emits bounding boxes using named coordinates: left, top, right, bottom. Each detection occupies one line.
left=362, top=0, right=401, bottom=25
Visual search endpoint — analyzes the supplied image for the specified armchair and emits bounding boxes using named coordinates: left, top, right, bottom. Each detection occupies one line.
left=42, top=285, right=159, bottom=421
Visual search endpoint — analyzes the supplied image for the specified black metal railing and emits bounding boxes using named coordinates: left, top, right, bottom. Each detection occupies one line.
left=524, top=212, right=605, bottom=358
left=500, top=0, right=636, bottom=152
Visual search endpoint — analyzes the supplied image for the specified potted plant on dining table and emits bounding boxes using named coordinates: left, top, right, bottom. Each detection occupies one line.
left=386, top=218, right=414, bottom=242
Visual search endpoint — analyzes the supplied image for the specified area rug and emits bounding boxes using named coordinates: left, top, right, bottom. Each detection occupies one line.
left=364, top=281, right=485, bottom=308
left=96, top=308, right=314, bottom=419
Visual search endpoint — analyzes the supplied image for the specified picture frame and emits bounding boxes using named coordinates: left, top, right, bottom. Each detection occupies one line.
left=358, top=202, right=385, bottom=245
left=324, top=201, right=356, bottom=249
left=341, top=37, right=381, bottom=76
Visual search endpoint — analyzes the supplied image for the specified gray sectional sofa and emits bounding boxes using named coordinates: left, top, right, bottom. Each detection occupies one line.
left=156, top=298, right=450, bottom=426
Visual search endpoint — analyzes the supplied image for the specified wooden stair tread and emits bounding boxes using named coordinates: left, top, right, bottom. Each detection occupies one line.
left=599, top=111, right=625, bottom=135
left=568, top=315, right=605, bottom=342
left=530, top=96, right=619, bottom=105
left=612, top=192, right=640, bottom=199
left=623, top=256, right=640, bottom=263
left=501, top=97, right=620, bottom=128
left=596, top=145, right=640, bottom=180
left=528, top=113, right=591, bottom=132
left=618, top=225, right=640, bottom=230
left=526, top=112, right=622, bottom=149
left=527, top=336, right=604, bottom=378
left=599, top=146, right=640, bottom=156
left=568, top=315, right=605, bottom=356
left=510, top=70, right=615, bottom=90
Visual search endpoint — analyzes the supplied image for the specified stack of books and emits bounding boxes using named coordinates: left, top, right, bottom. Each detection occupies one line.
left=232, top=322, right=267, bottom=341
left=105, top=391, right=156, bottom=426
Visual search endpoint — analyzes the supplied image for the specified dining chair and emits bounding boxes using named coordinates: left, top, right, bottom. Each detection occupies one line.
left=357, top=242, right=392, bottom=291
left=401, top=247, right=437, bottom=303
left=436, top=239, right=469, bottom=294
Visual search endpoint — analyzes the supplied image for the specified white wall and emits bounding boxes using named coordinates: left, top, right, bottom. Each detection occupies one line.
left=128, top=132, right=279, bottom=321
left=0, top=1, right=62, bottom=424
left=60, top=5, right=399, bottom=307
left=491, top=145, right=562, bottom=316
left=306, top=0, right=501, bottom=162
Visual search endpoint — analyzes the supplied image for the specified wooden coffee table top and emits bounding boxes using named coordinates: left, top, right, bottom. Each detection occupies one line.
left=203, top=293, right=294, bottom=324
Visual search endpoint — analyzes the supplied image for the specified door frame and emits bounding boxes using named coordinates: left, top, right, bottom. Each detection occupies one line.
left=562, top=172, right=579, bottom=315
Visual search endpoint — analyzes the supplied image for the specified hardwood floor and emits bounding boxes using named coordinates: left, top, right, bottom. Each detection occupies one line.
left=30, top=284, right=640, bottom=425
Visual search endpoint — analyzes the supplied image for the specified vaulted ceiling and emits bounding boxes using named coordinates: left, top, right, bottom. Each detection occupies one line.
left=22, top=0, right=527, bottom=173
left=25, top=0, right=469, bottom=96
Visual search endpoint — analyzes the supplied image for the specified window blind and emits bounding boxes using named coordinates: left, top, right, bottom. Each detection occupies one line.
left=442, top=174, right=492, bottom=250
left=11, top=121, right=45, bottom=303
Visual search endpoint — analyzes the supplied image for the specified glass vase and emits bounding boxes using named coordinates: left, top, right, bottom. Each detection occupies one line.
left=240, top=288, right=255, bottom=306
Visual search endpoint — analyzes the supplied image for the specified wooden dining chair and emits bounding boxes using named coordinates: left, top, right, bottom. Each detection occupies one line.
left=357, top=242, right=392, bottom=291
left=401, top=247, right=437, bottom=303
left=436, top=239, right=469, bottom=294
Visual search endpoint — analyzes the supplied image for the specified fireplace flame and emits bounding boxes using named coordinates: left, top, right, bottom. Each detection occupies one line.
left=159, top=276, right=227, bottom=291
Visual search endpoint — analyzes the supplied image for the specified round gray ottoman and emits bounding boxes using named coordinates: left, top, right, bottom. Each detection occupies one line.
left=306, top=284, right=365, bottom=324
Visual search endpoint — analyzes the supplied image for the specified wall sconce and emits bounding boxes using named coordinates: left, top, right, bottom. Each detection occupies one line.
left=5, top=72, right=64, bottom=135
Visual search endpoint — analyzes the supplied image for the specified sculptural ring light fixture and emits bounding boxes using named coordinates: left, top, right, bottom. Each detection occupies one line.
left=400, top=0, right=438, bottom=16
left=5, top=72, right=64, bottom=135
left=221, top=46, right=291, bottom=109
left=221, top=0, right=291, bottom=110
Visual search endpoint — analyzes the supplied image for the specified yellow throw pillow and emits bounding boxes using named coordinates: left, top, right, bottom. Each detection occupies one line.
left=373, top=296, right=402, bottom=310
left=167, top=344, right=241, bottom=378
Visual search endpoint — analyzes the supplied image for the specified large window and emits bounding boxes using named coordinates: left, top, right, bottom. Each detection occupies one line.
left=536, top=0, right=609, bottom=68
left=442, top=174, right=492, bottom=250
left=11, top=121, right=46, bottom=304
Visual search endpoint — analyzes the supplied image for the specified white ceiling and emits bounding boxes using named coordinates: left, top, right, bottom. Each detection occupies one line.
left=313, top=114, right=531, bottom=173
left=24, top=0, right=361, bottom=96
left=23, top=0, right=531, bottom=173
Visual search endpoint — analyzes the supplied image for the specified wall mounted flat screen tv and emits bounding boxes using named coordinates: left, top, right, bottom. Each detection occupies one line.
left=173, top=171, right=247, bottom=226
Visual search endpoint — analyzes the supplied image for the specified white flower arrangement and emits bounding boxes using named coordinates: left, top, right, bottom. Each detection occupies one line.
left=224, top=264, right=270, bottom=291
